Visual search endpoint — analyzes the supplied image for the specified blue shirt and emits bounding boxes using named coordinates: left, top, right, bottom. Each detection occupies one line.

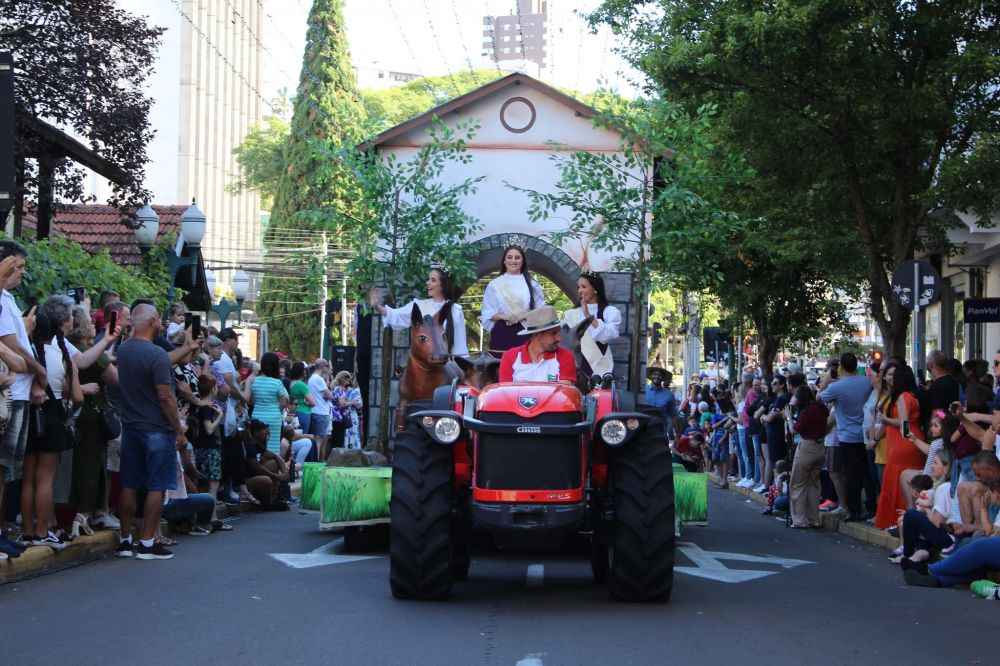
left=818, top=374, right=872, bottom=444
left=646, top=384, right=677, bottom=417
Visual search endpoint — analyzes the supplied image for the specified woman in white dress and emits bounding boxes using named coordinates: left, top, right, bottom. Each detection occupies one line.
left=563, top=272, right=622, bottom=377
left=480, top=240, right=546, bottom=357
left=370, top=266, right=469, bottom=357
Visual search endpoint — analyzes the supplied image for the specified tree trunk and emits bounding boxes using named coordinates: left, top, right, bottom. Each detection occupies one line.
left=757, top=331, right=780, bottom=377
left=377, top=324, right=393, bottom=454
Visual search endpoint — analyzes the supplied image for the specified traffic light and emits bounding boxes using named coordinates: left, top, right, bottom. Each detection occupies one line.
left=702, top=327, right=732, bottom=363
left=324, top=299, right=341, bottom=329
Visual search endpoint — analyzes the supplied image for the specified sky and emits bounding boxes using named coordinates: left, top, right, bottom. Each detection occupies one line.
left=263, top=0, right=644, bottom=102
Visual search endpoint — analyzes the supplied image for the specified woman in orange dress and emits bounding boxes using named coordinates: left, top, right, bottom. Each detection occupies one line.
left=874, top=364, right=928, bottom=529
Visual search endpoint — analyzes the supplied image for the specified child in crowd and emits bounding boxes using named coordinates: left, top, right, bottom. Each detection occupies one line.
left=763, top=459, right=790, bottom=515
left=911, top=474, right=935, bottom=516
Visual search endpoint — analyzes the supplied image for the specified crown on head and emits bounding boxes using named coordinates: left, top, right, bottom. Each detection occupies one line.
left=429, top=260, right=453, bottom=278
left=504, top=235, right=527, bottom=253
left=580, top=270, right=601, bottom=281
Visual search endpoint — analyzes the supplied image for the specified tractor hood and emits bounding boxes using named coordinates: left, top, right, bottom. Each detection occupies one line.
left=477, top=382, right=583, bottom=418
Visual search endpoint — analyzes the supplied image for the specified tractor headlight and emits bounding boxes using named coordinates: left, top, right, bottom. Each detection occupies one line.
left=601, top=419, right=627, bottom=446
left=433, top=417, right=461, bottom=444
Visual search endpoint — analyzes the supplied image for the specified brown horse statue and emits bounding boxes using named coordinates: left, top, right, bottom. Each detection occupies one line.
left=394, top=303, right=451, bottom=432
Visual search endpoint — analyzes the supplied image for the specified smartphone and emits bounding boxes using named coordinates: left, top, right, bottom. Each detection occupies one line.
left=901, top=420, right=911, bottom=438
left=66, top=287, right=86, bottom=305
left=191, top=314, right=201, bottom=335
left=184, top=312, right=193, bottom=329
left=108, top=310, right=119, bottom=333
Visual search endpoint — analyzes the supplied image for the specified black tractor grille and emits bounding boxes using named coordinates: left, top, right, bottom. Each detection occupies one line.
left=475, top=411, right=582, bottom=490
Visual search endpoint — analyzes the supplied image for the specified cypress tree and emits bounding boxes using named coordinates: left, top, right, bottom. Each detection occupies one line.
left=256, top=0, right=364, bottom=360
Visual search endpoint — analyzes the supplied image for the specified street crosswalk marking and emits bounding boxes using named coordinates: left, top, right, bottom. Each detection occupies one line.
left=526, top=564, right=544, bottom=587
left=516, top=654, right=546, bottom=665
left=268, top=538, right=382, bottom=569
left=675, top=542, right=813, bottom=583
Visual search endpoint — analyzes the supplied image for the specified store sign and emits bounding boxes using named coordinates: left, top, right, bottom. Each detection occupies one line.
left=964, top=298, right=1000, bottom=324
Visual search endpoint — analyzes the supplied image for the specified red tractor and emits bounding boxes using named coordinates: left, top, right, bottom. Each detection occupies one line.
left=389, top=378, right=675, bottom=602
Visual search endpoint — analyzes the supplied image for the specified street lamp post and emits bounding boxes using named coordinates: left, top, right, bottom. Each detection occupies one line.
left=208, top=267, right=249, bottom=329
left=136, top=201, right=205, bottom=304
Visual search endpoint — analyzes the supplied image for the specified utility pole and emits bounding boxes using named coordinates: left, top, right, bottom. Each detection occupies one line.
left=320, top=231, right=329, bottom=360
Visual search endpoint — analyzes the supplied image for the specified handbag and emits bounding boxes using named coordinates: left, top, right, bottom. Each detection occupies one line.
left=98, top=407, right=122, bottom=440
left=0, top=358, right=11, bottom=435
left=42, top=381, right=80, bottom=448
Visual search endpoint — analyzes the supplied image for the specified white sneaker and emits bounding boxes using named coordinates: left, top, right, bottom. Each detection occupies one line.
left=741, top=478, right=754, bottom=488
left=89, top=513, right=121, bottom=530
left=753, top=484, right=767, bottom=494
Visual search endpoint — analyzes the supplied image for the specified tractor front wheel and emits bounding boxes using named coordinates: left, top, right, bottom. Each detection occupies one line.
left=389, top=410, right=455, bottom=599
left=607, top=419, right=675, bottom=602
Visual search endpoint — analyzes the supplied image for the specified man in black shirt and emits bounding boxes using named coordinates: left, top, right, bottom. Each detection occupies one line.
left=924, top=350, right=960, bottom=431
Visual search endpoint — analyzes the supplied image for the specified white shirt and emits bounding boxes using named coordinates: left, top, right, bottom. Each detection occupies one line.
left=382, top=299, right=469, bottom=357
left=480, top=273, right=545, bottom=331
left=0, top=289, right=34, bottom=400
left=308, top=373, right=332, bottom=414
left=931, top=482, right=952, bottom=523
left=575, top=302, right=622, bottom=344
left=40, top=343, right=66, bottom=399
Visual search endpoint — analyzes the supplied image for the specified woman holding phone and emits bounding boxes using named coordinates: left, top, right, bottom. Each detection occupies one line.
left=874, top=363, right=928, bottom=529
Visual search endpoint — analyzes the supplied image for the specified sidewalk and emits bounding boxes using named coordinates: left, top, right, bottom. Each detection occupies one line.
left=1, top=480, right=302, bottom=583
left=716, top=475, right=897, bottom=550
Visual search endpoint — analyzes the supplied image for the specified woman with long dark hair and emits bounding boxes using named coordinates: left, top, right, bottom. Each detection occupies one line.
left=786, top=385, right=828, bottom=528
left=874, top=363, right=928, bottom=529
left=249, top=352, right=288, bottom=456
left=371, top=266, right=469, bottom=357
left=480, top=240, right=546, bottom=356
left=21, top=303, right=83, bottom=549
left=287, top=361, right=314, bottom=434
left=563, top=272, right=622, bottom=377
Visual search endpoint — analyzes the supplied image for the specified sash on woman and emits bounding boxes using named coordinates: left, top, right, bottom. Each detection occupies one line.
left=564, top=308, right=613, bottom=377
left=488, top=280, right=530, bottom=357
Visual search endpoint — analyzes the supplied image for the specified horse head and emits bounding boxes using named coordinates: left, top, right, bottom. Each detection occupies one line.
left=410, top=302, right=449, bottom=367
left=454, top=351, right=501, bottom=390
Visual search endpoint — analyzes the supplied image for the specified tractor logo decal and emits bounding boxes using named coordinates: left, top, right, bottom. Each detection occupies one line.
left=519, top=396, right=539, bottom=409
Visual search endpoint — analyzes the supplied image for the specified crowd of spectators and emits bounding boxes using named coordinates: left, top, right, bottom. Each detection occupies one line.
left=0, top=239, right=363, bottom=562
left=655, top=348, right=1000, bottom=596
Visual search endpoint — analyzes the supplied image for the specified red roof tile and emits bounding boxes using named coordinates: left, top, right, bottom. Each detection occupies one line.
left=44, top=204, right=186, bottom=266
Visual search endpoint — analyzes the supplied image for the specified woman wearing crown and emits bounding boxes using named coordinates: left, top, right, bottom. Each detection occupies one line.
left=562, top=271, right=621, bottom=377
left=369, top=265, right=469, bottom=357
left=481, top=238, right=547, bottom=357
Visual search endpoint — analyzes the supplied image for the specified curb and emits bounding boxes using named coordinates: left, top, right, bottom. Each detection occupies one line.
left=720, top=476, right=898, bottom=551
left=1, top=531, right=118, bottom=582
left=2, top=481, right=302, bottom=583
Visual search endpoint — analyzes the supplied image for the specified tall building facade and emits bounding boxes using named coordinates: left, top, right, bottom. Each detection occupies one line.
left=93, top=1, right=264, bottom=297
left=481, top=1, right=573, bottom=81
left=176, top=0, right=263, bottom=295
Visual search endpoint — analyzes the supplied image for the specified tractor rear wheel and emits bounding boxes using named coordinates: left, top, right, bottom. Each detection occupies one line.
left=389, top=410, right=455, bottom=599
left=607, top=418, right=675, bottom=602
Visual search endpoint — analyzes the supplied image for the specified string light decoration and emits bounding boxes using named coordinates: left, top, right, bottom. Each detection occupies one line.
left=450, top=0, right=480, bottom=84
left=421, top=0, right=463, bottom=97
left=513, top=0, right=527, bottom=72
left=484, top=4, right=503, bottom=73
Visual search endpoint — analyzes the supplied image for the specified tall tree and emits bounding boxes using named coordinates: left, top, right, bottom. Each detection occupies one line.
left=316, top=120, right=484, bottom=448
left=255, top=0, right=366, bottom=360
left=2, top=0, right=162, bottom=219
left=590, top=1, right=1000, bottom=358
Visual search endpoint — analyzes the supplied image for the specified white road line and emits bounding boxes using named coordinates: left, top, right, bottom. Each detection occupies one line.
left=525, top=563, right=544, bottom=587
left=516, top=653, right=546, bottom=665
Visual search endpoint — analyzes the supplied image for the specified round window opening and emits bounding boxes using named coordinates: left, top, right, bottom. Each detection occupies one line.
left=499, top=97, right=537, bottom=134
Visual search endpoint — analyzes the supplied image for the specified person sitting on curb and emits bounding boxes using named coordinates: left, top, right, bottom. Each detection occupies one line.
left=244, top=419, right=290, bottom=511
left=951, top=452, right=1000, bottom=540
left=902, top=478, right=1000, bottom=588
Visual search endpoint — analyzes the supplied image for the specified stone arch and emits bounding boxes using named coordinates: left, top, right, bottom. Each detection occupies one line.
left=462, top=233, right=581, bottom=299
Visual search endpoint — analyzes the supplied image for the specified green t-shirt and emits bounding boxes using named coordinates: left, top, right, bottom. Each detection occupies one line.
left=290, top=380, right=312, bottom=414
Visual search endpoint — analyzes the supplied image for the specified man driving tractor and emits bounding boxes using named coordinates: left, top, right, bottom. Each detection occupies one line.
left=498, top=306, right=575, bottom=385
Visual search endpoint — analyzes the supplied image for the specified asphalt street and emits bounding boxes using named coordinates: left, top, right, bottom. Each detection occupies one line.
left=0, top=488, right=993, bottom=666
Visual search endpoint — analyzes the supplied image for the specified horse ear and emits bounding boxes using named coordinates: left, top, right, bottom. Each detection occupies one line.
left=453, top=356, right=473, bottom=374
left=411, top=302, right=422, bottom=327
